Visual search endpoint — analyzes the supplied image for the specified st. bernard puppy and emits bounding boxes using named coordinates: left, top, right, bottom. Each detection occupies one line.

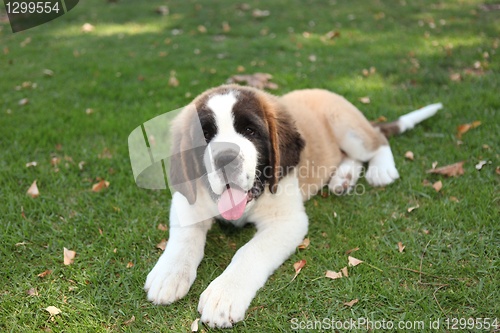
left=144, top=84, right=441, bottom=328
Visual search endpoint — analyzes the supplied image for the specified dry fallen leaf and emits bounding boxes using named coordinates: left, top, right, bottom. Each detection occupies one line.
left=18, top=98, right=29, bottom=106
left=26, top=161, right=37, bottom=167
left=123, top=315, right=135, bottom=326
left=191, top=318, right=200, bottom=332
left=227, top=72, right=278, bottom=90
left=45, top=306, right=61, bottom=316
left=155, top=6, right=169, bottom=15
left=432, top=180, right=443, bottom=192
left=325, top=270, right=343, bottom=280
left=404, top=151, right=414, bottom=160
left=157, top=223, right=168, bottom=231
left=27, top=180, right=39, bottom=198
left=397, top=242, right=405, bottom=253
left=348, top=256, right=363, bottom=267
left=126, top=262, right=134, bottom=268
left=359, top=96, right=370, bottom=104
left=291, top=259, right=306, bottom=281
left=222, top=21, right=231, bottom=33
left=344, top=299, right=359, bottom=307
left=345, top=247, right=359, bottom=255
left=92, top=179, right=110, bottom=192
left=98, top=148, right=112, bottom=159
left=407, top=204, right=419, bottom=213
left=43, top=69, right=54, bottom=77
left=298, top=238, right=310, bottom=250
left=475, top=160, right=487, bottom=170
left=26, top=288, right=38, bottom=296
left=341, top=266, right=348, bottom=277
left=432, top=161, right=438, bottom=169
left=252, top=9, right=270, bottom=17
left=427, top=161, right=465, bottom=177
left=37, top=269, right=52, bottom=278
left=156, top=239, right=167, bottom=251
left=168, top=75, right=179, bottom=87
left=456, top=121, right=481, bottom=139
left=63, top=247, right=76, bottom=265
left=82, top=23, right=95, bottom=32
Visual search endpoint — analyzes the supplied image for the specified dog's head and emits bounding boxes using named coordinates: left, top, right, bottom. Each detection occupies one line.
left=169, top=85, right=304, bottom=220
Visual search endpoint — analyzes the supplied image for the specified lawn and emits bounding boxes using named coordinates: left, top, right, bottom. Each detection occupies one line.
left=1, top=0, right=499, bottom=332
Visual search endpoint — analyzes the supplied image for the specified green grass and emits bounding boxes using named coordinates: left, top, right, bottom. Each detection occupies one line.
left=1, top=0, right=499, bottom=332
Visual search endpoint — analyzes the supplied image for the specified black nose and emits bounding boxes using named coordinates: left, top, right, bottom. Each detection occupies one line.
left=214, top=149, right=240, bottom=170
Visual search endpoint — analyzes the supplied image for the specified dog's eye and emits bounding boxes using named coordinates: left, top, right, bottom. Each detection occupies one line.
left=245, top=127, right=256, bottom=136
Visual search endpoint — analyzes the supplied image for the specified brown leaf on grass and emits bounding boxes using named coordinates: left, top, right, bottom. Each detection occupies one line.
left=191, top=318, right=200, bottom=332
left=407, top=204, right=419, bottom=213
left=98, top=148, right=112, bottom=159
left=496, top=166, right=500, bottom=175
left=291, top=259, right=306, bottom=281
left=43, top=69, right=54, bottom=77
left=298, top=238, right=310, bottom=250
left=222, top=21, right=231, bottom=33
left=345, top=247, right=359, bottom=255
left=359, top=96, right=370, bottom=104
left=92, top=179, right=110, bottom=192
left=344, top=299, right=359, bottom=307
left=341, top=266, right=349, bottom=277
left=126, top=262, right=134, bottom=268
left=37, top=269, right=52, bottom=278
left=168, top=75, right=179, bottom=87
left=26, top=288, right=38, bottom=296
left=397, top=242, right=405, bottom=253
left=26, top=161, right=37, bottom=167
left=123, top=315, right=135, bottom=326
left=252, top=9, right=270, bottom=17
left=155, top=6, right=169, bottom=16
left=227, top=72, right=278, bottom=90
left=456, top=121, right=481, bottom=139
left=427, top=161, right=465, bottom=177
left=432, top=180, right=443, bottom=192
left=362, top=66, right=376, bottom=77
left=348, top=256, right=363, bottom=267
left=325, top=270, right=342, bottom=280
left=27, top=180, right=39, bottom=198
left=45, top=306, right=61, bottom=316
left=156, top=239, right=167, bottom=251
left=63, top=247, right=76, bottom=265
left=404, top=151, right=414, bottom=160
left=82, top=23, right=95, bottom=33
left=18, top=98, right=29, bottom=106
left=157, top=223, right=168, bottom=231
left=475, top=160, right=487, bottom=170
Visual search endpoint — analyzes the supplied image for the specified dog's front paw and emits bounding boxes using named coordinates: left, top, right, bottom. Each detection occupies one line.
left=198, top=275, right=252, bottom=328
left=366, top=164, right=400, bottom=187
left=144, top=263, right=195, bottom=305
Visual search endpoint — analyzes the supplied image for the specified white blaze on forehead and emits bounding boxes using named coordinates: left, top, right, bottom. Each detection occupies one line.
left=204, top=90, right=258, bottom=195
left=206, top=92, right=238, bottom=135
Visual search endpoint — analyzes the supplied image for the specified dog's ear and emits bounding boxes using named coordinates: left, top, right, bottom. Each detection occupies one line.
left=168, top=108, right=205, bottom=204
left=263, top=98, right=305, bottom=193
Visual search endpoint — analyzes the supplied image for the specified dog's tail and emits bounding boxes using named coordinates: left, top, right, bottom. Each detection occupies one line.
left=373, top=103, right=443, bottom=137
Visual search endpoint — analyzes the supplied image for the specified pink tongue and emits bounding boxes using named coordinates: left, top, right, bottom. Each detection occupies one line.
left=217, top=187, right=248, bottom=221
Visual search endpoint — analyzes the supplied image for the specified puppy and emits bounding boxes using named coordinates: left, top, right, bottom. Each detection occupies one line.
left=143, top=84, right=441, bottom=327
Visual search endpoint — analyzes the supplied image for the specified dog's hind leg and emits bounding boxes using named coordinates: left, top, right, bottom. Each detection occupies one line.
left=325, top=100, right=399, bottom=187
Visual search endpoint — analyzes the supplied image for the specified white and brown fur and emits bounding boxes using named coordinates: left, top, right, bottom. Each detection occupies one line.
left=144, top=84, right=442, bottom=328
